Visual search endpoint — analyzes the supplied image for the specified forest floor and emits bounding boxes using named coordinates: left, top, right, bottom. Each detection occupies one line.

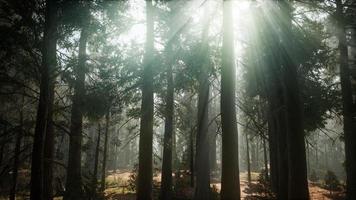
left=103, top=170, right=346, bottom=200
left=0, top=170, right=345, bottom=200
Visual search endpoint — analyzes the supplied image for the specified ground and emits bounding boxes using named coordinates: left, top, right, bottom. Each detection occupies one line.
left=0, top=170, right=345, bottom=200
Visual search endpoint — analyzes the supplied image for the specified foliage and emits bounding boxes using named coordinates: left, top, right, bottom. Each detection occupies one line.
left=127, top=164, right=138, bottom=193
left=243, top=169, right=275, bottom=200
left=323, top=170, right=341, bottom=191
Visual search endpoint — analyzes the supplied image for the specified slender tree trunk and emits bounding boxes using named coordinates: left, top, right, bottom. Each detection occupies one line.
left=335, top=2, right=356, bottom=199
left=137, top=0, right=154, bottom=199
left=10, top=97, right=24, bottom=200
left=64, top=26, right=88, bottom=200
left=195, top=59, right=210, bottom=200
left=30, top=1, right=57, bottom=199
left=91, top=123, right=101, bottom=198
left=220, top=1, right=241, bottom=199
left=262, top=137, right=268, bottom=180
left=245, top=132, right=251, bottom=184
left=194, top=4, right=211, bottom=199
left=44, top=78, right=55, bottom=200
left=0, top=140, right=4, bottom=167
left=280, top=1, right=309, bottom=199
left=267, top=112, right=278, bottom=193
left=276, top=106, right=288, bottom=200
left=209, top=130, right=217, bottom=172
left=306, top=141, right=310, bottom=174
left=160, top=55, right=174, bottom=200
left=101, top=113, right=110, bottom=191
left=190, top=127, right=195, bottom=188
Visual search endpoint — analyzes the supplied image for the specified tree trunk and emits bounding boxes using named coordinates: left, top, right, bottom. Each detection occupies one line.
left=64, top=26, right=88, bottom=200
left=190, top=126, right=195, bottom=188
left=137, top=0, right=154, bottom=199
left=220, top=1, right=241, bottom=199
left=262, top=136, right=269, bottom=180
left=276, top=106, right=288, bottom=200
left=195, top=58, right=210, bottom=200
left=160, top=55, right=174, bottom=200
left=245, top=132, right=251, bottom=184
left=209, top=129, right=217, bottom=172
left=101, top=113, right=110, bottom=191
left=267, top=112, right=278, bottom=193
left=279, top=1, right=309, bottom=199
left=194, top=3, right=211, bottom=199
left=30, top=1, right=58, bottom=199
left=10, top=97, right=24, bottom=200
left=44, top=78, right=55, bottom=200
left=336, top=1, right=356, bottom=199
left=91, top=123, right=101, bottom=198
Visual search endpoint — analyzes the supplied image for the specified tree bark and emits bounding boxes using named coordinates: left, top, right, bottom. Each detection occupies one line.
left=262, top=136, right=269, bottom=181
left=44, top=77, right=55, bottom=200
left=279, top=1, right=309, bottom=199
left=190, top=126, right=195, bottom=188
left=336, top=1, right=356, bottom=199
left=137, top=0, right=154, bottom=199
left=64, top=26, right=88, bottom=200
left=245, top=132, right=251, bottom=184
left=195, top=57, right=210, bottom=200
left=10, top=97, right=24, bottom=200
left=101, top=113, right=110, bottom=191
left=220, top=1, right=241, bottom=199
left=91, top=123, right=101, bottom=198
left=194, top=3, right=211, bottom=199
left=30, top=1, right=57, bottom=199
left=160, top=54, right=174, bottom=200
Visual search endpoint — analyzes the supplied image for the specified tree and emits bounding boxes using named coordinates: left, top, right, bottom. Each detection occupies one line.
left=160, top=45, right=174, bottom=200
left=279, top=1, right=309, bottom=199
left=64, top=22, right=89, bottom=200
left=195, top=3, right=211, bottom=199
left=137, top=0, right=154, bottom=199
left=30, top=1, right=58, bottom=199
left=220, top=0, right=241, bottom=199
left=335, top=1, right=356, bottom=199
left=10, top=95, right=24, bottom=200
left=101, top=112, right=110, bottom=191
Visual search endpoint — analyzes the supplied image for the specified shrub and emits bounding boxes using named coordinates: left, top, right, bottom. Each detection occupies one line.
left=324, top=170, right=340, bottom=192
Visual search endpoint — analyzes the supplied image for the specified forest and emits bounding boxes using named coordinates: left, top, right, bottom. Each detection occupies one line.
left=0, top=0, right=355, bottom=200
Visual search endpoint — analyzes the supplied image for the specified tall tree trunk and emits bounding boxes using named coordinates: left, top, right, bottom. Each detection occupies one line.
left=262, top=136, right=269, bottom=180
left=209, top=130, right=217, bottom=172
left=10, top=96, right=24, bottom=200
left=64, top=26, right=88, bottom=200
left=195, top=58, right=210, bottom=200
left=279, top=1, right=309, bottom=199
left=245, top=132, right=251, bottom=184
left=276, top=106, right=288, bottom=200
left=44, top=78, right=55, bottom=200
left=101, top=113, right=110, bottom=191
left=160, top=55, right=174, bottom=200
left=91, top=123, right=101, bottom=198
left=190, top=126, right=195, bottom=188
left=30, top=1, right=58, bottom=199
left=194, top=3, right=211, bottom=199
left=336, top=1, right=356, bottom=199
left=267, top=112, right=278, bottom=193
left=137, top=0, right=154, bottom=199
left=220, top=1, right=241, bottom=199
